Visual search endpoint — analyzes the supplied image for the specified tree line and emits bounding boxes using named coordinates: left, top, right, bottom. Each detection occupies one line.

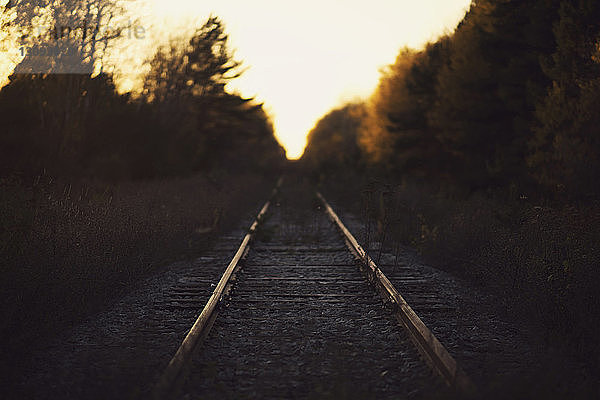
left=0, top=1, right=285, bottom=180
left=303, top=0, right=600, bottom=201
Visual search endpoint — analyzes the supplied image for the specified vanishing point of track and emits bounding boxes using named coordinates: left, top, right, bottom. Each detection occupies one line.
left=153, top=178, right=474, bottom=399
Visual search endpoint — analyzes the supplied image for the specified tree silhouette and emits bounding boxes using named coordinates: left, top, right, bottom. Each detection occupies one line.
left=0, top=14, right=284, bottom=179
left=140, top=16, right=284, bottom=174
left=304, top=0, right=600, bottom=200
left=529, top=1, right=600, bottom=197
left=304, top=103, right=365, bottom=174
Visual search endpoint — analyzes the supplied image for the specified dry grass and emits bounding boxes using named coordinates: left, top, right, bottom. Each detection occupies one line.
left=0, top=171, right=275, bottom=377
left=319, top=173, right=600, bottom=382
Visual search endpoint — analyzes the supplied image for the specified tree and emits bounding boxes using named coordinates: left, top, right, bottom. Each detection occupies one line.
left=429, top=0, right=558, bottom=190
left=529, top=0, right=600, bottom=197
left=9, top=0, right=132, bottom=74
left=303, top=102, right=365, bottom=174
left=142, top=16, right=284, bottom=174
left=355, top=39, right=453, bottom=182
left=143, top=17, right=243, bottom=172
left=0, top=0, right=137, bottom=175
left=144, top=16, right=241, bottom=102
left=0, top=13, right=284, bottom=179
left=358, top=49, right=418, bottom=167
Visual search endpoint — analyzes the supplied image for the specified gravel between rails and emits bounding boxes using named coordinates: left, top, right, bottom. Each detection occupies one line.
left=178, top=184, right=443, bottom=400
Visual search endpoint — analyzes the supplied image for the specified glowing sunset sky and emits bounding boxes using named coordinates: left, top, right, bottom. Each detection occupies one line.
left=137, top=0, right=472, bottom=159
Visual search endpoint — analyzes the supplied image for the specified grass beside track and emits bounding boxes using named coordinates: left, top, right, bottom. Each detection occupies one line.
left=0, top=171, right=276, bottom=390
left=318, top=172, right=600, bottom=398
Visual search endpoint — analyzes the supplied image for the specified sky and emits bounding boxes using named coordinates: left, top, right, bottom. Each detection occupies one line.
left=140, top=0, right=471, bottom=159
left=1, top=0, right=472, bottom=159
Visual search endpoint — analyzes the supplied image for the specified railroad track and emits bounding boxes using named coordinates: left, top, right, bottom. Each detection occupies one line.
left=153, top=179, right=474, bottom=399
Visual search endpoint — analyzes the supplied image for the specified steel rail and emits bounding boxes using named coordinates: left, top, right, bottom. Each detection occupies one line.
left=153, top=178, right=282, bottom=398
left=316, top=191, right=476, bottom=395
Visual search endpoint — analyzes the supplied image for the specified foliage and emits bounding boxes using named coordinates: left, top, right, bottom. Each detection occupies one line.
left=359, top=40, right=452, bottom=181
left=0, top=73, right=134, bottom=177
left=0, top=15, right=285, bottom=180
left=142, top=17, right=284, bottom=173
left=304, top=0, right=600, bottom=198
left=429, top=0, right=559, bottom=190
left=7, top=0, right=132, bottom=74
left=302, top=102, right=365, bottom=176
left=529, top=1, right=600, bottom=197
